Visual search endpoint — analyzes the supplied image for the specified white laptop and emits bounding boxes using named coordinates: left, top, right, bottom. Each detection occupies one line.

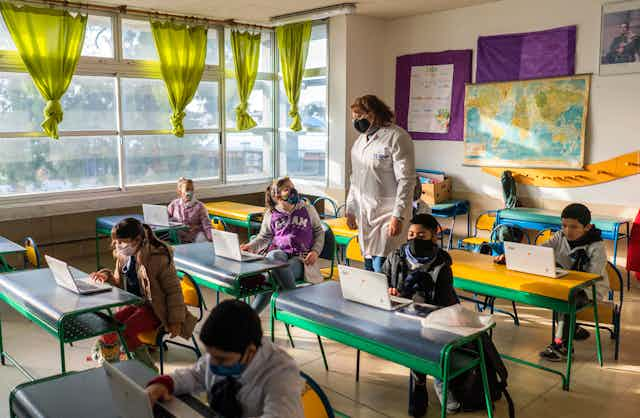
left=45, top=255, right=112, bottom=295
left=103, top=361, right=201, bottom=418
left=143, top=204, right=182, bottom=228
left=338, top=265, right=412, bottom=311
left=504, top=242, right=568, bottom=278
left=212, top=229, right=264, bottom=262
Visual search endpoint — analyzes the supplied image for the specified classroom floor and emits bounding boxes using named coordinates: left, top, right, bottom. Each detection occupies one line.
left=1, top=255, right=639, bottom=418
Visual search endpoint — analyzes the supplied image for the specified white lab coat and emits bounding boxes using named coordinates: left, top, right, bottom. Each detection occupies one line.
left=346, top=124, right=416, bottom=258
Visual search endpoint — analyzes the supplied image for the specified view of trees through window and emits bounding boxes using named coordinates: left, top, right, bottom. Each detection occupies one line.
left=0, top=13, right=328, bottom=197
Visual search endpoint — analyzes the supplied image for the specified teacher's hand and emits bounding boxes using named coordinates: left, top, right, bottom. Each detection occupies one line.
left=346, top=213, right=358, bottom=230
left=388, top=216, right=402, bottom=237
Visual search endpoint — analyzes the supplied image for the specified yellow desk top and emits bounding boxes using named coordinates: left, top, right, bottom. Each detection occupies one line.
left=204, top=201, right=265, bottom=221
left=450, top=250, right=601, bottom=301
left=324, top=217, right=359, bottom=238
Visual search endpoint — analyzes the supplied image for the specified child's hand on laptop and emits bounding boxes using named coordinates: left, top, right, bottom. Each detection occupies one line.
left=90, top=270, right=111, bottom=284
left=494, top=254, right=506, bottom=265
left=146, top=383, right=173, bottom=405
left=388, top=288, right=399, bottom=296
left=240, top=243, right=252, bottom=252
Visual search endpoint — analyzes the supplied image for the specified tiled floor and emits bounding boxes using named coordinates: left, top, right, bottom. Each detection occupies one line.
left=1, top=255, right=639, bottom=417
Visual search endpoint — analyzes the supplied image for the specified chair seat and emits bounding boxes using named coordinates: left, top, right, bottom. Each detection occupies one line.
left=462, top=237, right=489, bottom=246
left=320, top=266, right=340, bottom=281
left=138, top=328, right=161, bottom=346
left=576, top=301, right=615, bottom=324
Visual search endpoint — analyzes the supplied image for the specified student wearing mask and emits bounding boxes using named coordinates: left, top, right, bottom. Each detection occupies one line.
left=347, top=95, right=416, bottom=272
left=168, top=177, right=212, bottom=243
left=90, top=218, right=197, bottom=367
left=145, top=299, right=304, bottom=418
left=383, top=214, right=460, bottom=416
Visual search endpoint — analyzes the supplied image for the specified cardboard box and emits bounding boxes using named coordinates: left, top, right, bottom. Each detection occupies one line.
left=420, top=177, right=451, bottom=205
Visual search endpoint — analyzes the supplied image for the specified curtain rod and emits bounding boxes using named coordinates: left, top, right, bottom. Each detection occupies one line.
left=14, top=0, right=274, bottom=30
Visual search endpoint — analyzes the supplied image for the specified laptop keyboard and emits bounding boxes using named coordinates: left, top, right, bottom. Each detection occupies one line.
left=154, top=404, right=176, bottom=418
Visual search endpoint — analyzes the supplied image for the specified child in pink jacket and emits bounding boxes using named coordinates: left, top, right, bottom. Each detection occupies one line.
left=168, top=178, right=212, bottom=243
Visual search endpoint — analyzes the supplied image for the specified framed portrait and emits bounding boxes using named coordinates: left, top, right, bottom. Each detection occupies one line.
left=600, top=0, right=640, bottom=75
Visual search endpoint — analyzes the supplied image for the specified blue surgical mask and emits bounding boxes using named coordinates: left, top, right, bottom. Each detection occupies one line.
left=209, top=362, right=246, bottom=377
left=185, top=191, right=194, bottom=201
left=285, top=188, right=300, bottom=205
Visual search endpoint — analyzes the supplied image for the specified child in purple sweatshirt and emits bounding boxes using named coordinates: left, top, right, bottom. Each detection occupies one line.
left=241, top=177, right=324, bottom=314
left=168, top=178, right=212, bottom=243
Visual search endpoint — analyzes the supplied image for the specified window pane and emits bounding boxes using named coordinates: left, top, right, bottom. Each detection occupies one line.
left=121, top=78, right=219, bottom=131
left=0, top=136, right=118, bottom=196
left=279, top=131, right=327, bottom=181
left=225, top=79, right=273, bottom=129
left=0, top=72, right=42, bottom=132
left=124, top=134, right=220, bottom=185
left=306, top=24, right=327, bottom=70
left=278, top=76, right=327, bottom=131
left=0, top=16, right=15, bottom=51
left=82, top=15, right=114, bottom=57
left=226, top=131, right=273, bottom=181
left=206, top=28, right=219, bottom=65
left=122, top=19, right=158, bottom=61
left=225, top=29, right=273, bottom=74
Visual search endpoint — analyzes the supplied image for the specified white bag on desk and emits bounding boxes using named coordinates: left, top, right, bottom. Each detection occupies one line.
left=304, top=261, right=324, bottom=284
left=421, top=304, right=494, bottom=337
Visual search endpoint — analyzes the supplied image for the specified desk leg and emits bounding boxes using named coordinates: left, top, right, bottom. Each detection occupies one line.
left=95, top=233, right=101, bottom=270
left=0, top=312, right=4, bottom=365
left=447, top=216, right=457, bottom=250
left=592, top=285, right=603, bottom=367
left=478, top=337, right=494, bottom=418
left=564, top=306, right=576, bottom=391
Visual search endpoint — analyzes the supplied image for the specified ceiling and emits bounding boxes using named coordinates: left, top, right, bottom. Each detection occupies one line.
left=94, top=0, right=499, bottom=23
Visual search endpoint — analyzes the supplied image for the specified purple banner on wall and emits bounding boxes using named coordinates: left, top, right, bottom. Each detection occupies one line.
left=477, top=25, right=577, bottom=83
left=395, top=49, right=472, bottom=141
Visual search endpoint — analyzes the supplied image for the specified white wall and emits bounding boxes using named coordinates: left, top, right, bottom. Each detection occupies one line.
left=381, top=0, right=640, bottom=211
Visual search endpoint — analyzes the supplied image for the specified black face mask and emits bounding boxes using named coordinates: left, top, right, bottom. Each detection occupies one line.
left=353, top=118, right=371, bottom=134
left=408, top=238, right=435, bottom=258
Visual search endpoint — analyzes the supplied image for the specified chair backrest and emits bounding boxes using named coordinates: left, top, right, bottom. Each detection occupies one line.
left=534, top=229, right=556, bottom=246
left=319, top=223, right=336, bottom=262
left=300, top=371, right=335, bottom=418
left=312, top=197, right=339, bottom=219
left=335, top=203, right=346, bottom=218
left=178, top=271, right=205, bottom=321
left=345, top=237, right=364, bottom=263
left=606, top=262, right=623, bottom=294
left=23, top=237, right=41, bottom=268
left=490, top=224, right=530, bottom=244
left=475, top=211, right=497, bottom=234
left=211, top=219, right=226, bottom=231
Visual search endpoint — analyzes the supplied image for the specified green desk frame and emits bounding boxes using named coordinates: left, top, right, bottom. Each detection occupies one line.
left=209, top=213, right=263, bottom=236
left=270, top=294, right=496, bottom=418
left=453, top=277, right=602, bottom=391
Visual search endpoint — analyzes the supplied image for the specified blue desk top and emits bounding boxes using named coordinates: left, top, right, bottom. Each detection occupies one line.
left=275, top=281, right=465, bottom=364
left=497, top=208, right=630, bottom=234
left=430, top=200, right=470, bottom=217
left=173, top=242, right=289, bottom=288
left=0, top=236, right=25, bottom=255
left=96, top=214, right=185, bottom=232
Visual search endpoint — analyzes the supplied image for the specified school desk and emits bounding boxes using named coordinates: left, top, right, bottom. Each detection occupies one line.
left=0, top=236, right=25, bottom=272
left=204, top=201, right=264, bottom=235
left=495, top=207, right=631, bottom=287
left=430, top=199, right=472, bottom=249
left=270, top=281, right=496, bottom=418
left=172, top=242, right=288, bottom=301
left=95, top=214, right=187, bottom=268
left=450, top=250, right=603, bottom=391
left=0, top=268, right=141, bottom=379
left=9, top=360, right=215, bottom=418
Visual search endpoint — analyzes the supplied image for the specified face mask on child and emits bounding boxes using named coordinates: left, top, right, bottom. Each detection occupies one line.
left=184, top=191, right=194, bottom=201
left=282, top=188, right=300, bottom=205
left=116, top=243, right=137, bottom=257
left=408, top=238, right=435, bottom=258
left=209, top=361, right=246, bottom=377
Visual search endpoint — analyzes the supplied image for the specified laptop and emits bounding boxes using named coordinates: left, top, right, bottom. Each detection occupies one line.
left=103, top=361, right=202, bottom=418
left=45, top=255, right=112, bottom=295
left=143, top=204, right=182, bottom=228
left=338, top=265, right=412, bottom=311
left=504, top=242, right=568, bottom=278
left=212, top=229, right=264, bottom=262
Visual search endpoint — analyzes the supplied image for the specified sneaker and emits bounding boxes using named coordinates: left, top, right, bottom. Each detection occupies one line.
left=539, top=343, right=568, bottom=362
left=409, top=380, right=428, bottom=417
left=574, top=326, right=590, bottom=341
left=434, top=379, right=461, bottom=414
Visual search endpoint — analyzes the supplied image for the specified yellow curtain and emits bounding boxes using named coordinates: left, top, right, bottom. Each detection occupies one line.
left=231, top=30, right=261, bottom=131
left=150, top=20, right=207, bottom=137
left=0, top=2, right=87, bottom=139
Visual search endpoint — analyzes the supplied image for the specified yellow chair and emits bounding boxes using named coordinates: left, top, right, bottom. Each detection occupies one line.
left=138, top=272, right=204, bottom=374
left=458, top=211, right=497, bottom=250
left=576, top=262, right=624, bottom=360
left=534, top=228, right=556, bottom=245
left=300, top=371, right=335, bottom=418
left=211, top=219, right=226, bottom=231
left=23, top=237, right=42, bottom=268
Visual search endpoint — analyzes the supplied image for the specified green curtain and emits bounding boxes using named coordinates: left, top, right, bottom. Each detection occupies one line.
left=276, top=22, right=312, bottom=132
left=0, top=2, right=87, bottom=139
left=231, top=30, right=261, bottom=131
left=150, top=20, right=207, bottom=137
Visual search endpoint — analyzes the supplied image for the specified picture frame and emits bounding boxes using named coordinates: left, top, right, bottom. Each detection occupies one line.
left=599, top=0, right=640, bottom=75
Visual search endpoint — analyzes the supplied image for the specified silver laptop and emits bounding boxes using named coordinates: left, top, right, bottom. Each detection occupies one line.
left=45, top=255, right=112, bottom=295
left=103, top=361, right=201, bottom=418
left=504, top=242, right=568, bottom=278
left=338, top=265, right=412, bottom=311
left=143, top=204, right=182, bottom=227
left=212, top=229, right=264, bottom=262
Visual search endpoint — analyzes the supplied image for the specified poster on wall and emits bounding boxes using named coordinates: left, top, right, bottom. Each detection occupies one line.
left=600, top=0, right=640, bottom=75
left=463, top=74, right=591, bottom=169
left=407, top=64, right=454, bottom=133
left=395, top=50, right=472, bottom=141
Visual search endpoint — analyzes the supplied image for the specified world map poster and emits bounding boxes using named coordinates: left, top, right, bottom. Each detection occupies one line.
left=463, top=74, right=590, bottom=168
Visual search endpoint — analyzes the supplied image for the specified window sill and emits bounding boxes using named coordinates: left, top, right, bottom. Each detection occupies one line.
left=0, top=181, right=270, bottom=222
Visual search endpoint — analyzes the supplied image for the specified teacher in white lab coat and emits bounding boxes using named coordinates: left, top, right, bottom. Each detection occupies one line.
left=346, top=95, right=415, bottom=272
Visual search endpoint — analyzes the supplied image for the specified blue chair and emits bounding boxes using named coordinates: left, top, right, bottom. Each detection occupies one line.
left=312, top=197, right=340, bottom=219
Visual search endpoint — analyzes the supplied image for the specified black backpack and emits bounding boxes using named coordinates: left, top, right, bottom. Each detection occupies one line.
left=449, top=334, right=515, bottom=418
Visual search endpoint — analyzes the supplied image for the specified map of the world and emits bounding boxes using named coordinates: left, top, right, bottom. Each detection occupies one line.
left=463, top=75, right=590, bottom=168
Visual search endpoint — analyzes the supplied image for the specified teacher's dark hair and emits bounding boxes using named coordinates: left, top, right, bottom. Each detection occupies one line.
left=350, top=95, right=394, bottom=128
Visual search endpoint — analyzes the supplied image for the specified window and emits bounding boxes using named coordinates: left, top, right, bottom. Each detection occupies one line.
left=0, top=15, right=15, bottom=51
left=82, top=15, right=114, bottom=58
left=278, top=23, right=328, bottom=182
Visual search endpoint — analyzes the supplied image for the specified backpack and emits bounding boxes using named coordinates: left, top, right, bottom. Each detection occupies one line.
left=449, top=333, right=515, bottom=418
